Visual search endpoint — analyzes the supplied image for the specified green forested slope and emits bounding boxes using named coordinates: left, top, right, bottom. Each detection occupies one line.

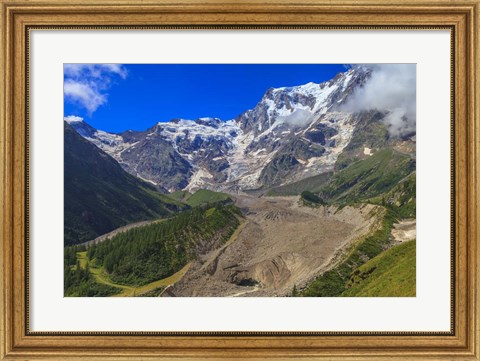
left=370, top=172, right=416, bottom=219
left=342, top=240, right=416, bottom=297
left=185, top=189, right=232, bottom=207
left=166, top=190, right=192, bottom=202
left=86, top=204, right=241, bottom=286
left=320, top=148, right=415, bottom=204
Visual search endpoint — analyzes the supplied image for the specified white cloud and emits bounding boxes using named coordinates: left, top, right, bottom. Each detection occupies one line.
left=99, top=64, right=128, bottom=79
left=64, top=64, right=127, bottom=114
left=64, top=80, right=106, bottom=114
left=341, top=64, right=416, bottom=137
left=277, top=109, right=313, bottom=128
left=64, top=115, right=84, bottom=123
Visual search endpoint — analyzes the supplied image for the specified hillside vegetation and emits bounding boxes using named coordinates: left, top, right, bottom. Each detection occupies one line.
left=320, top=148, right=415, bottom=204
left=185, top=189, right=232, bottom=207
left=342, top=240, right=416, bottom=297
left=266, top=148, right=413, bottom=206
left=165, top=189, right=232, bottom=207
left=86, top=204, right=241, bottom=286
left=64, top=245, right=121, bottom=297
left=370, top=172, right=416, bottom=219
left=65, top=249, right=191, bottom=297
left=166, top=190, right=192, bottom=203
left=64, top=123, right=187, bottom=246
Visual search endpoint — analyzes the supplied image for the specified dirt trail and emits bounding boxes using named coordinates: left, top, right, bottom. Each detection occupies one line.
left=171, top=195, right=382, bottom=297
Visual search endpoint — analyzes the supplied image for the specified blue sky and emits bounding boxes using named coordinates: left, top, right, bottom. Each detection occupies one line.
left=64, top=64, right=347, bottom=133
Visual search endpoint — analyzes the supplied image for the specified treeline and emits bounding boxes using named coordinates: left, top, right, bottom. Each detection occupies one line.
left=87, top=204, right=241, bottom=286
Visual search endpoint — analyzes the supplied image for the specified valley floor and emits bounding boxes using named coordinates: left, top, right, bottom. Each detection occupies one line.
left=168, top=195, right=383, bottom=297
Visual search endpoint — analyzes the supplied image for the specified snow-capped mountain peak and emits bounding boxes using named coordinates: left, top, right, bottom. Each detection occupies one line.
left=66, top=66, right=382, bottom=192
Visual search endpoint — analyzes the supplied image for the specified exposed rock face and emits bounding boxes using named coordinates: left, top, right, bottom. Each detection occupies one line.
left=259, top=153, right=301, bottom=186
left=119, top=134, right=193, bottom=191
left=66, top=65, right=413, bottom=192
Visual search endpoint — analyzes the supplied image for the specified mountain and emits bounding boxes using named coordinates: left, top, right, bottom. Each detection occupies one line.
left=64, top=122, right=187, bottom=246
left=66, top=65, right=415, bottom=193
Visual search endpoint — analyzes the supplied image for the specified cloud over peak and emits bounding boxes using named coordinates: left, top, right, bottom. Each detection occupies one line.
left=341, top=64, right=416, bottom=137
left=64, top=115, right=84, bottom=123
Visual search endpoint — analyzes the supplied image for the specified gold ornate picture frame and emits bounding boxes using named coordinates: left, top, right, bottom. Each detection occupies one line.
left=1, top=0, right=478, bottom=359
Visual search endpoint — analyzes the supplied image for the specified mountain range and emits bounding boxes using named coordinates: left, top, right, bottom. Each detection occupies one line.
left=66, top=65, right=414, bottom=194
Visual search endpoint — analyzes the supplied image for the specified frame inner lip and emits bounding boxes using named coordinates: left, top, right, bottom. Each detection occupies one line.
left=23, top=24, right=456, bottom=337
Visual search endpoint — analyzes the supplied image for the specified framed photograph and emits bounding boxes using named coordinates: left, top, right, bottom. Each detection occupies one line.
left=1, top=0, right=478, bottom=360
